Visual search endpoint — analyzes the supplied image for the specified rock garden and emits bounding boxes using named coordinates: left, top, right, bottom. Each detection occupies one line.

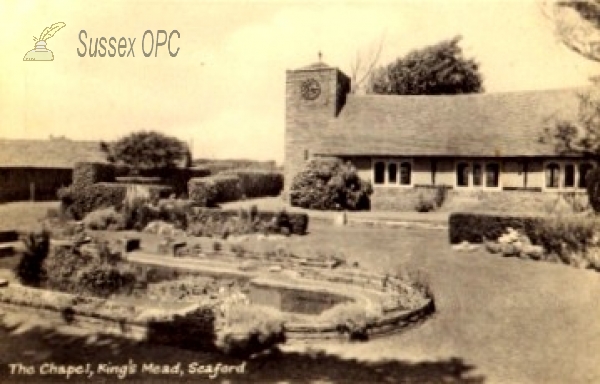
left=0, top=161, right=434, bottom=358
left=449, top=211, right=600, bottom=271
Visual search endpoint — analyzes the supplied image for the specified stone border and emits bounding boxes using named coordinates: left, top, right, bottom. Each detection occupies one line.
left=0, top=283, right=433, bottom=344
left=124, top=252, right=437, bottom=341
left=285, top=299, right=435, bottom=341
left=0, top=249, right=435, bottom=344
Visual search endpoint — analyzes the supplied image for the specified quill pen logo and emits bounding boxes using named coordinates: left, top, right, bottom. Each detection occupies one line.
left=23, top=22, right=66, bottom=61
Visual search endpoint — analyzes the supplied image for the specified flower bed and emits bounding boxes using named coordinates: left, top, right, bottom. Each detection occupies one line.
left=3, top=229, right=434, bottom=350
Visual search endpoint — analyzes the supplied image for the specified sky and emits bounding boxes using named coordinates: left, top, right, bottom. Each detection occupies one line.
left=0, top=0, right=598, bottom=163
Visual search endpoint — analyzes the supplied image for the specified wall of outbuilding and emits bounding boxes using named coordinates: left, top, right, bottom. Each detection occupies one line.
left=0, top=167, right=72, bottom=202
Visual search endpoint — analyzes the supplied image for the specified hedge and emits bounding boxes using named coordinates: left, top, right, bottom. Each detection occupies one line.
left=162, top=167, right=211, bottom=196
left=188, top=171, right=283, bottom=206
left=59, top=183, right=173, bottom=220
left=74, top=162, right=211, bottom=197
left=222, top=170, right=283, bottom=198
left=188, top=175, right=242, bottom=207
left=448, top=212, right=544, bottom=244
left=72, top=162, right=116, bottom=188
left=187, top=207, right=309, bottom=235
left=115, top=176, right=163, bottom=185
left=449, top=212, right=600, bottom=259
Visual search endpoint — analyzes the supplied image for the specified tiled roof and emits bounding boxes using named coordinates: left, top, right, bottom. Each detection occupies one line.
left=0, top=139, right=107, bottom=168
left=315, top=88, right=583, bottom=157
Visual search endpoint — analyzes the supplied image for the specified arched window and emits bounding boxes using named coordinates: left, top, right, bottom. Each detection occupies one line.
left=485, top=163, right=499, bottom=188
left=457, top=162, right=469, bottom=187
left=545, top=163, right=560, bottom=188
left=374, top=161, right=385, bottom=185
left=564, top=164, right=575, bottom=188
left=388, top=163, right=398, bottom=184
left=579, top=163, right=593, bottom=188
left=400, top=162, right=411, bottom=185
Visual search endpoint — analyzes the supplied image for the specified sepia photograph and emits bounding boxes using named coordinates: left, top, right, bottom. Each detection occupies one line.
left=0, top=0, right=599, bottom=382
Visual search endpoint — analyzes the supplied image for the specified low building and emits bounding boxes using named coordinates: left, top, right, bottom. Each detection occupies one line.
left=0, top=138, right=105, bottom=202
left=284, top=62, right=593, bottom=210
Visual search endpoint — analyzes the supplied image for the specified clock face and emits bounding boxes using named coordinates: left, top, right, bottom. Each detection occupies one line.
left=300, top=78, right=321, bottom=100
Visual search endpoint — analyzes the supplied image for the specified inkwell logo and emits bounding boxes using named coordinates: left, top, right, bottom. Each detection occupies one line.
left=23, top=22, right=66, bottom=61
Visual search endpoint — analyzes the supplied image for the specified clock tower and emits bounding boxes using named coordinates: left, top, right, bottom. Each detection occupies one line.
left=284, top=62, right=351, bottom=195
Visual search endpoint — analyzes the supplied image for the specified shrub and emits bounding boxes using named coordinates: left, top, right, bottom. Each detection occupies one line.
left=44, top=244, right=94, bottom=293
left=161, top=167, right=211, bottom=196
left=216, top=304, right=286, bottom=357
left=415, top=195, right=436, bottom=212
left=186, top=207, right=309, bottom=236
left=147, top=276, right=218, bottom=302
left=14, top=229, right=51, bottom=287
left=43, top=240, right=136, bottom=298
left=115, top=176, right=163, bottom=184
left=188, top=175, right=242, bottom=207
left=121, top=187, right=158, bottom=230
left=449, top=212, right=600, bottom=261
left=448, top=212, right=544, bottom=244
left=82, top=207, right=125, bottom=230
left=413, top=185, right=450, bottom=212
left=72, top=162, right=116, bottom=188
left=222, top=170, right=283, bottom=198
left=193, top=159, right=277, bottom=174
left=77, top=263, right=137, bottom=298
left=290, top=158, right=372, bottom=210
left=318, top=302, right=376, bottom=340
left=288, top=212, right=309, bottom=235
left=587, top=167, right=600, bottom=213
left=529, top=216, right=600, bottom=260
left=156, top=198, right=194, bottom=229
left=560, top=192, right=590, bottom=213
left=273, top=209, right=291, bottom=235
left=59, top=183, right=172, bottom=220
left=59, top=184, right=125, bottom=220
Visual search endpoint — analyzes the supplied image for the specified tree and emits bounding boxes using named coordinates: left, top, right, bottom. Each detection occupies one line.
left=349, top=33, right=386, bottom=94
left=290, top=158, right=372, bottom=211
left=368, top=36, right=484, bottom=95
left=540, top=81, right=600, bottom=156
left=100, top=131, right=190, bottom=172
left=541, top=0, right=600, bottom=62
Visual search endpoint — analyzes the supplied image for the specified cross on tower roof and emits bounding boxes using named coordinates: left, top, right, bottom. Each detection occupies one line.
left=318, top=51, right=322, bottom=62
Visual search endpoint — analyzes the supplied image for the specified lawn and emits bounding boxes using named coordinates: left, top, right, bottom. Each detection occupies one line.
left=1, top=202, right=600, bottom=383
left=0, top=201, right=59, bottom=231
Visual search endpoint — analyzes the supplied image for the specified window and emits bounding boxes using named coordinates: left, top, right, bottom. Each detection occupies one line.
left=400, top=162, right=411, bottom=185
left=564, top=164, right=575, bottom=188
left=545, top=163, right=560, bottom=188
left=579, top=163, right=593, bottom=188
left=388, top=163, right=398, bottom=184
left=485, top=163, right=499, bottom=188
left=457, top=162, right=469, bottom=187
left=374, top=162, right=385, bottom=185
left=473, top=163, right=482, bottom=186
left=456, top=161, right=500, bottom=189
left=304, top=149, right=309, bottom=161
left=431, top=160, right=437, bottom=185
left=373, top=159, right=412, bottom=186
left=543, top=161, right=595, bottom=190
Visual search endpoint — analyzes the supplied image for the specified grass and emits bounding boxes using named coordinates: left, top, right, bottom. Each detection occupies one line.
left=1, top=202, right=600, bottom=383
left=0, top=201, right=59, bottom=231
